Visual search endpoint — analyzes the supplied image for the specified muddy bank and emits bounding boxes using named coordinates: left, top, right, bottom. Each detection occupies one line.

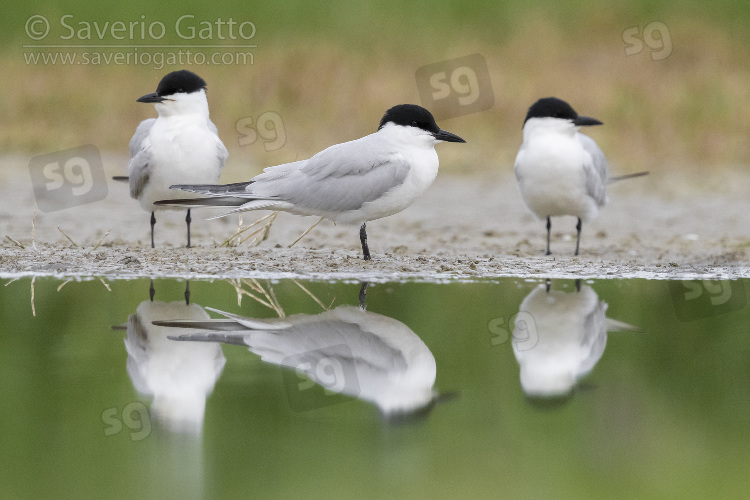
left=1, top=162, right=749, bottom=280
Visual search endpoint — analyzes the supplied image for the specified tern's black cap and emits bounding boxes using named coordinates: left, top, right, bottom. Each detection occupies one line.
left=379, top=104, right=441, bottom=133
left=155, top=70, right=207, bottom=96
left=378, top=104, right=466, bottom=143
left=137, top=70, right=207, bottom=103
left=524, top=97, right=603, bottom=127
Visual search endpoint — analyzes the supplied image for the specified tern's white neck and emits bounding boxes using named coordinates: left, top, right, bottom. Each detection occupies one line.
left=522, top=117, right=578, bottom=142
left=378, top=122, right=438, bottom=150
left=154, top=90, right=210, bottom=119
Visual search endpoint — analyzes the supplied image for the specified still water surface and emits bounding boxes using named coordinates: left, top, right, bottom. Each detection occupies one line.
left=1, top=277, right=749, bottom=498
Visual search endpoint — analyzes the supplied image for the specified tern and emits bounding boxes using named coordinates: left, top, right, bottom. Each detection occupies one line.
left=513, top=280, right=637, bottom=399
left=514, top=97, right=646, bottom=255
left=155, top=304, right=440, bottom=418
left=116, top=70, right=228, bottom=248
left=155, top=104, right=465, bottom=259
left=123, top=299, right=226, bottom=433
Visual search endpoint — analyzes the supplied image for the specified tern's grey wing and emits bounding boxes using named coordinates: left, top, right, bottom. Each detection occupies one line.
left=578, top=133, right=608, bottom=207
left=128, top=149, right=152, bottom=200
left=208, top=119, right=229, bottom=168
left=246, top=318, right=408, bottom=372
left=129, top=118, right=155, bottom=157
left=255, top=136, right=411, bottom=212
left=127, top=119, right=155, bottom=200
left=124, top=313, right=152, bottom=395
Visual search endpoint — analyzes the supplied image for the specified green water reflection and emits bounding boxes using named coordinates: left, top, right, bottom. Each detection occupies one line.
left=1, top=277, right=748, bottom=499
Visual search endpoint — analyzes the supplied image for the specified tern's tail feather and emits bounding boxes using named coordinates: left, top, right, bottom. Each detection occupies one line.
left=606, top=318, right=640, bottom=332
left=152, top=197, right=251, bottom=208
left=170, top=181, right=254, bottom=196
left=155, top=181, right=281, bottom=216
left=152, top=319, right=247, bottom=331
left=153, top=307, right=291, bottom=332
left=607, top=171, right=649, bottom=184
left=156, top=317, right=268, bottom=346
left=167, top=332, right=251, bottom=347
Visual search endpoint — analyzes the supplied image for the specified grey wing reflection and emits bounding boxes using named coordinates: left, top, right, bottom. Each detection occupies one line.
left=161, top=305, right=437, bottom=418
left=512, top=282, right=636, bottom=399
left=124, top=300, right=226, bottom=433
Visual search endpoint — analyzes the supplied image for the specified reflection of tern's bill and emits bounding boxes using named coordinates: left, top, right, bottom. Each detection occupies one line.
left=116, top=70, right=228, bottom=248
left=513, top=282, right=637, bottom=398
left=124, top=300, right=226, bottom=433
left=157, top=305, right=439, bottom=417
left=514, top=97, right=647, bottom=255
left=155, top=104, right=465, bottom=260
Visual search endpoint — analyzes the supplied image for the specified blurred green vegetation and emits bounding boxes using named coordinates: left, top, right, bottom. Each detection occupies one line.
left=2, top=0, right=749, bottom=174
left=1, top=277, right=749, bottom=498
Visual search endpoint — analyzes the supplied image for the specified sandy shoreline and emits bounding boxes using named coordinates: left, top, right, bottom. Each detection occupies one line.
left=1, top=161, right=749, bottom=280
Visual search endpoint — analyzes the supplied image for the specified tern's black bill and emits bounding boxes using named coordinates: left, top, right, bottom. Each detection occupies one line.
left=573, top=115, right=603, bottom=127
left=136, top=92, right=165, bottom=103
left=433, top=129, right=466, bottom=143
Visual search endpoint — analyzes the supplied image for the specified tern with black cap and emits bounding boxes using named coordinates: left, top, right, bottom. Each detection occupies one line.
left=156, top=104, right=465, bottom=260
left=118, top=70, right=228, bottom=248
left=514, top=97, right=646, bottom=255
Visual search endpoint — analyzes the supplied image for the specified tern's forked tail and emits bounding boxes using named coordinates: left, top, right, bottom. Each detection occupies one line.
left=607, top=171, right=649, bottom=184
left=169, top=181, right=254, bottom=195
left=152, top=197, right=250, bottom=208
left=153, top=180, right=274, bottom=214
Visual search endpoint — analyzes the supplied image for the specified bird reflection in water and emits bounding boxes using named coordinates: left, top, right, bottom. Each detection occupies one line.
left=513, top=279, right=637, bottom=403
left=156, top=283, right=450, bottom=421
left=118, top=280, right=226, bottom=433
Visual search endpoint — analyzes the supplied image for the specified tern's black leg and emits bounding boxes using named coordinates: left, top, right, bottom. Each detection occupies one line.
left=184, top=280, right=191, bottom=305
left=545, top=216, right=552, bottom=255
left=150, top=211, right=156, bottom=249
left=575, top=278, right=582, bottom=292
left=545, top=278, right=551, bottom=293
left=149, top=279, right=155, bottom=301
left=185, top=209, right=192, bottom=248
left=360, top=223, right=371, bottom=261
left=359, top=282, right=369, bottom=310
left=574, top=217, right=582, bottom=256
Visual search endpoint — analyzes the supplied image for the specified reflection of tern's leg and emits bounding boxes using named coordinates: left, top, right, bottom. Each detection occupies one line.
left=360, top=223, right=371, bottom=261
left=359, top=282, right=369, bottom=310
left=574, top=217, right=582, bottom=256
left=575, top=278, right=581, bottom=292
left=150, top=211, right=156, bottom=249
left=545, top=216, right=552, bottom=255
left=186, top=209, right=192, bottom=248
left=149, top=279, right=155, bottom=301
left=545, top=278, right=551, bottom=293
left=185, top=280, right=191, bottom=305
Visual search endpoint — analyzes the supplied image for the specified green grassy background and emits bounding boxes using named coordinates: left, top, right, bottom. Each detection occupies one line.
left=2, top=0, right=749, bottom=176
